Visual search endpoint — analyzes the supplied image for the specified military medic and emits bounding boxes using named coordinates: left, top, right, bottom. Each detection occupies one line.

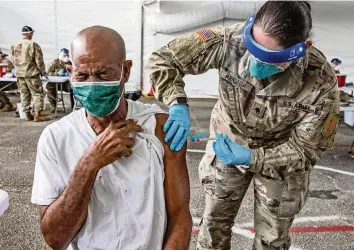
left=11, top=26, right=50, bottom=122
left=47, top=48, right=74, bottom=112
left=146, top=1, right=340, bottom=250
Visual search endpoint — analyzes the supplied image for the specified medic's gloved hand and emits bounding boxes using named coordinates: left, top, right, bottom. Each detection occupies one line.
left=164, top=104, right=190, bottom=151
left=213, top=134, right=251, bottom=166
left=58, top=69, right=66, bottom=76
left=64, top=71, right=70, bottom=76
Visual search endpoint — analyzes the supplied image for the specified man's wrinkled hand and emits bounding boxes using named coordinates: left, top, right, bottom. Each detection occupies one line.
left=164, top=104, right=190, bottom=151
left=85, top=119, right=143, bottom=170
left=213, top=134, right=251, bottom=166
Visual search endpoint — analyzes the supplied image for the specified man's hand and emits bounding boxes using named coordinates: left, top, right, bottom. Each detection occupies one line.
left=84, top=119, right=143, bottom=170
left=164, top=104, right=190, bottom=151
left=213, top=133, right=251, bottom=166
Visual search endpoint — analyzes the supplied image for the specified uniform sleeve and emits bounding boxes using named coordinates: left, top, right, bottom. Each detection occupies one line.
left=145, top=27, right=229, bottom=106
left=250, top=72, right=340, bottom=177
left=34, top=43, right=46, bottom=75
left=47, top=60, right=58, bottom=76
left=31, top=127, right=63, bottom=205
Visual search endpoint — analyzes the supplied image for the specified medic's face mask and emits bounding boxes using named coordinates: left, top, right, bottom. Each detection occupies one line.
left=243, top=14, right=307, bottom=79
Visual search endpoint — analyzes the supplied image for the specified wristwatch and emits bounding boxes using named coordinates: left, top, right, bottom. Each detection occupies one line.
left=169, top=97, right=189, bottom=107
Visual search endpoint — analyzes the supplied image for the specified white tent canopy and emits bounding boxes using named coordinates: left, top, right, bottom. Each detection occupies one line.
left=1, top=1, right=353, bottom=97
left=143, top=1, right=354, bottom=97
left=0, top=1, right=142, bottom=91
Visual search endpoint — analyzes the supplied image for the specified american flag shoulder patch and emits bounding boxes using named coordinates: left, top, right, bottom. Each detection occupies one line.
left=196, top=29, right=215, bottom=41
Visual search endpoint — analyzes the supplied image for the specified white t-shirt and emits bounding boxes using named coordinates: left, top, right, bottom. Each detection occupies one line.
left=31, top=100, right=168, bottom=250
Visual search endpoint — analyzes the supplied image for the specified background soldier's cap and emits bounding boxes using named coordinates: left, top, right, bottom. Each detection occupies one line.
left=22, top=26, right=34, bottom=34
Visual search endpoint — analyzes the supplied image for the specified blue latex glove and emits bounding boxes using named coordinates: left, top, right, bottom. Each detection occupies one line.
left=213, top=134, right=251, bottom=166
left=64, top=71, right=70, bottom=76
left=164, top=104, right=190, bottom=151
left=58, top=69, right=66, bottom=76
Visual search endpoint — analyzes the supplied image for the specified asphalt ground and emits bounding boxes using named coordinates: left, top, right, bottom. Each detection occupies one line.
left=0, top=95, right=354, bottom=250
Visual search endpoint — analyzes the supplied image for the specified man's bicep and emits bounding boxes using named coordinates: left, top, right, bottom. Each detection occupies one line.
left=39, top=205, right=49, bottom=221
left=155, top=114, right=190, bottom=213
left=163, top=144, right=190, bottom=214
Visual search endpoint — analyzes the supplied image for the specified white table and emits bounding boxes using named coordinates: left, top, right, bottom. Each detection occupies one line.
left=0, top=76, right=70, bottom=116
left=339, top=86, right=354, bottom=93
left=339, top=87, right=354, bottom=154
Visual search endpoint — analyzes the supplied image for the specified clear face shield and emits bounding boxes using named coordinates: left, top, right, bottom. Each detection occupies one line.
left=242, top=14, right=308, bottom=79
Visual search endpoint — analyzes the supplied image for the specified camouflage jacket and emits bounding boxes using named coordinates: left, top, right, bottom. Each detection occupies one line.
left=48, top=58, right=72, bottom=76
left=146, top=24, right=340, bottom=179
left=0, top=58, right=14, bottom=72
left=11, top=39, right=46, bottom=77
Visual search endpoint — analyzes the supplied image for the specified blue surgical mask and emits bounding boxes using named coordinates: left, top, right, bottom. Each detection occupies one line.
left=72, top=68, right=124, bottom=117
left=249, top=56, right=283, bottom=79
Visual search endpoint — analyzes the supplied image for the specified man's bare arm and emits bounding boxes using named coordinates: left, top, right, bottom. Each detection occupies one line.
left=39, top=157, right=98, bottom=250
left=155, top=114, right=192, bottom=250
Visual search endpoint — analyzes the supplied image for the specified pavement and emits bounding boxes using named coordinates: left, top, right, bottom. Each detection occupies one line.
left=1, top=95, right=354, bottom=250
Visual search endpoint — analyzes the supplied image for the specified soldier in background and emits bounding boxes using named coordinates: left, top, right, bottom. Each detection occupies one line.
left=146, top=1, right=340, bottom=249
left=0, top=51, right=14, bottom=112
left=47, top=48, right=74, bottom=112
left=0, top=51, right=14, bottom=73
left=11, top=26, right=49, bottom=122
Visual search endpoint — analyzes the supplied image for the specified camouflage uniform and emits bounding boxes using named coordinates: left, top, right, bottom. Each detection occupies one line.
left=340, top=91, right=354, bottom=105
left=47, top=58, right=73, bottom=109
left=11, top=39, right=46, bottom=113
left=0, top=91, right=11, bottom=107
left=146, top=24, right=340, bottom=250
left=0, top=58, right=14, bottom=72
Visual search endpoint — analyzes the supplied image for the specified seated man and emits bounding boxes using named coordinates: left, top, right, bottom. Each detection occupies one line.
left=0, top=51, right=14, bottom=73
left=0, top=91, right=13, bottom=112
left=31, top=26, right=192, bottom=250
left=47, top=48, right=74, bottom=112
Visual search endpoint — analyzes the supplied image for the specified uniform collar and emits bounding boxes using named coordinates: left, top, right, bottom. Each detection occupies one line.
left=239, top=52, right=308, bottom=97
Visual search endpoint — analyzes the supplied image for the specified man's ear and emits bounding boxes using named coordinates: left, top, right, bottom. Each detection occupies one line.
left=123, top=60, right=133, bottom=83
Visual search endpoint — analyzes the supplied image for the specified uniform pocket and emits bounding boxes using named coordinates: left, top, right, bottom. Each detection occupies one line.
left=278, top=171, right=310, bottom=218
left=198, top=141, right=217, bottom=197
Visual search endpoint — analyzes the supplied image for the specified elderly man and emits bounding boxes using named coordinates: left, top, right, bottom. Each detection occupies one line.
left=31, top=26, right=192, bottom=250
left=47, top=48, right=74, bottom=112
left=11, top=26, right=49, bottom=122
